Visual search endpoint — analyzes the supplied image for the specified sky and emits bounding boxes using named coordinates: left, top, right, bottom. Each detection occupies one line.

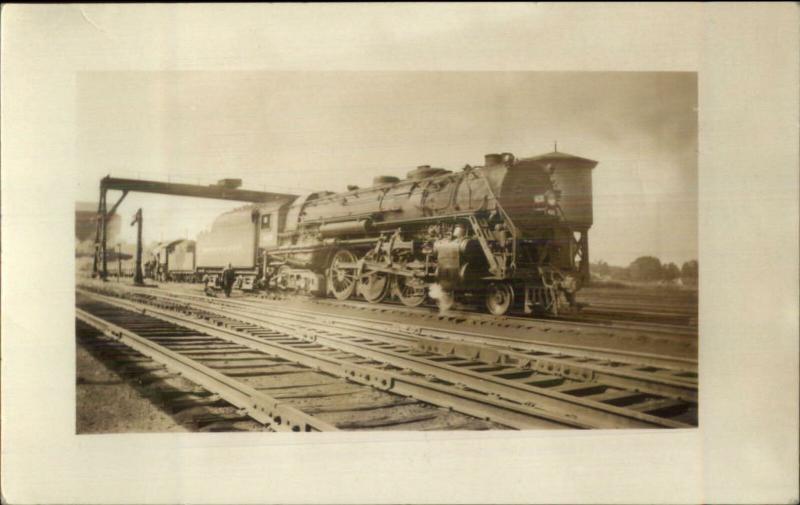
left=76, top=71, right=697, bottom=266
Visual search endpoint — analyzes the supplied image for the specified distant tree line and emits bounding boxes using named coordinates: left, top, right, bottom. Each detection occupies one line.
left=592, top=257, right=698, bottom=284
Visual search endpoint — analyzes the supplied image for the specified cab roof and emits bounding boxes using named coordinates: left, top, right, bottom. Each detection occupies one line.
left=523, top=151, right=598, bottom=168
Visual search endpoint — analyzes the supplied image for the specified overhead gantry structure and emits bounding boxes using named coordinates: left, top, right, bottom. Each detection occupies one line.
left=92, top=176, right=296, bottom=279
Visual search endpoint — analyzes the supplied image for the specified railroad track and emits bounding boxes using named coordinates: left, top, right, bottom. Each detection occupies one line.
left=301, top=291, right=698, bottom=333
left=253, top=291, right=698, bottom=339
left=77, top=295, right=507, bottom=431
left=304, top=297, right=698, bottom=344
left=77, top=320, right=274, bottom=432
left=148, top=291, right=698, bottom=396
left=134, top=287, right=697, bottom=372
left=568, top=306, right=697, bottom=328
left=101, top=280, right=697, bottom=337
left=77, top=286, right=698, bottom=429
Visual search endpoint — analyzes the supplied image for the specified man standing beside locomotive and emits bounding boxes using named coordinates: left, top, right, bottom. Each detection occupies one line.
left=221, top=263, right=235, bottom=297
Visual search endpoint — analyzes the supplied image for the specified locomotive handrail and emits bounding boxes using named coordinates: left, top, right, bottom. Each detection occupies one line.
left=467, top=215, right=503, bottom=277
left=299, top=212, right=384, bottom=226
left=471, top=169, right=519, bottom=271
left=289, top=211, right=507, bottom=235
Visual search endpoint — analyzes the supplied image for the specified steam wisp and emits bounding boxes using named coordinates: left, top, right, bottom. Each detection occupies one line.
left=427, top=283, right=454, bottom=313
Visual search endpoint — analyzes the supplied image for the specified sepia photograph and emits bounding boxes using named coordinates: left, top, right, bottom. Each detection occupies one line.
left=74, top=71, right=698, bottom=432
left=2, top=4, right=798, bottom=504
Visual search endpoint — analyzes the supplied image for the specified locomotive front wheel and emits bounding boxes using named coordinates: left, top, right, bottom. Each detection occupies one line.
left=328, top=249, right=358, bottom=300
left=359, top=272, right=390, bottom=303
left=485, top=282, right=514, bottom=316
left=391, top=275, right=426, bottom=307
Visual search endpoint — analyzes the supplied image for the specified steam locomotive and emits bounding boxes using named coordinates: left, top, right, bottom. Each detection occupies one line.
left=196, top=150, right=596, bottom=316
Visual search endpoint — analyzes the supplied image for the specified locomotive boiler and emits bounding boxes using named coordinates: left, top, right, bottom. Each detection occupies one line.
left=197, top=150, right=596, bottom=316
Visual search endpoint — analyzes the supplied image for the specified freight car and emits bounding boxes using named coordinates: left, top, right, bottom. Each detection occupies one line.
left=146, top=239, right=197, bottom=282
left=197, top=150, right=596, bottom=316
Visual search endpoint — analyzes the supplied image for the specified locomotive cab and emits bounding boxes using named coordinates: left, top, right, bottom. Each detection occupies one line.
left=494, top=152, right=596, bottom=232
left=525, top=151, right=597, bottom=285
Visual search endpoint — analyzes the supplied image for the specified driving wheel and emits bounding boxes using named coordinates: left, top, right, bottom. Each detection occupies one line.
left=359, top=271, right=390, bottom=303
left=328, top=249, right=358, bottom=300
left=391, top=274, right=427, bottom=307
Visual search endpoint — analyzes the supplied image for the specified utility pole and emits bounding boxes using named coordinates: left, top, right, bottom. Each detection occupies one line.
left=131, top=209, right=144, bottom=286
left=101, top=192, right=107, bottom=279
left=94, top=189, right=109, bottom=279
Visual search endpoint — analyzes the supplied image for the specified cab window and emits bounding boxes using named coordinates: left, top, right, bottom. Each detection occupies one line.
left=261, top=214, right=271, bottom=230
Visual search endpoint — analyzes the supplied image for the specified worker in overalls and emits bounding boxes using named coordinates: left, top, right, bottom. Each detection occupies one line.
left=221, top=263, right=236, bottom=298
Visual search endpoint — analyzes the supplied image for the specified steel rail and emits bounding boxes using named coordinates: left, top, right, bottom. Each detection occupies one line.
left=309, top=296, right=698, bottom=338
left=412, top=337, right=696, bottom=402
left=79, top=289, right=691, bottom=429
left=152, top=289, right=697, bottom=372
left=146, top=291, right=696, bottom=401
left=80, top=285, right=698, bottom=397
left=85, top=277, right=696, bottom=337
left=76, top=307, right=338, bottom=432
left=77, top=291, right=585, bottom=429
left=140, top=295, right=693, bottom=428
left=81, top=279, right=697, bottom=339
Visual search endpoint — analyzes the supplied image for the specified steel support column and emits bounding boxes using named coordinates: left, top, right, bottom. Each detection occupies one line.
left=131, top=208, right=144, bottom=285
left=100, top=189, right=108, bottom=279
left=91, top=195, right=103, bottom=277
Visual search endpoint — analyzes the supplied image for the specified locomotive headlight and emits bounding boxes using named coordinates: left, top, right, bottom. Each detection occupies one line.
left=545, top=191, right=558, bottom=207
